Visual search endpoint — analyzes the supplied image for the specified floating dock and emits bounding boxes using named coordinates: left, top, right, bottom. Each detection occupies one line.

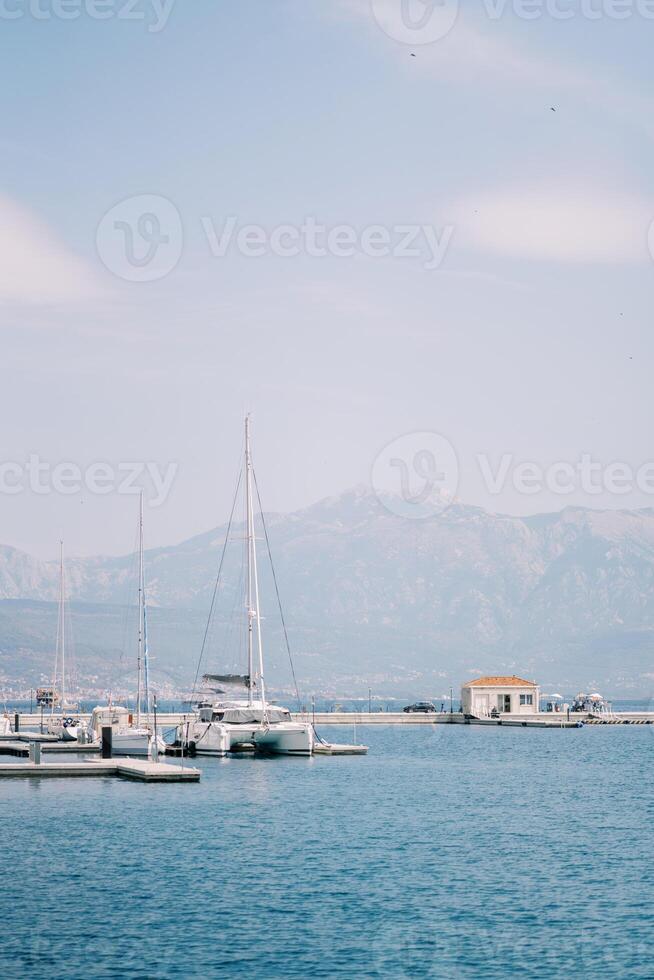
left=0, top=740, right=100, bottom=757
left=584, top=717, right=653, bottom=725
left=0, top=758, right=200, bottom=782
left=313, top=742, right=368, bottom=755
left=463, top=717, right=583, bottom=728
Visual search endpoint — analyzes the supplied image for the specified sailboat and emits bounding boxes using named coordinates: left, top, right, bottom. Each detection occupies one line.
left=176, top=416, right=314, bottom=757
left=89, top=494, right=165, bottom=757
left=47, top=541, right=86, bottom=742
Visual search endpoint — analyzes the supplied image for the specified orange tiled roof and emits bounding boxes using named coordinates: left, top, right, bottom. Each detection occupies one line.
left=463, top=675, right=536, bottom=688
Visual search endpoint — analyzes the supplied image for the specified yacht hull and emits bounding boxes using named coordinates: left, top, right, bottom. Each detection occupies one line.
left=254, top=722, right=314, bottom=756
left=177, top=719, right=314, bottom=757
left=179, top=721, right=254, bottom=756
left=111, top=731, right=166, bottom=757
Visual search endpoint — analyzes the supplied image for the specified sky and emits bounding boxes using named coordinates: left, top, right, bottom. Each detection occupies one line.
left=1, top=0, right=653, bottom=558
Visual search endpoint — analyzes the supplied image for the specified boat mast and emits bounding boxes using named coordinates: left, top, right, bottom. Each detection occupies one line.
left=51, top=540, right=64, bottom=716
left=60, top=540, right=66, bottom=712
left=244, top=415, right=266, bottom=710
left=141, top=491, right=151, bottom=717
left=136, top=495, right=144, bottom=726
left=245, top=416, right=254, bottom=706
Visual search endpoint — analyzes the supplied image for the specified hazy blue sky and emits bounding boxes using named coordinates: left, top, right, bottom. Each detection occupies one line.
left=1, top=0, right=653, bottom=557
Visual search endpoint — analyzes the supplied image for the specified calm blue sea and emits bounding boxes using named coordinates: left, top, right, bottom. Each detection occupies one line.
left=0, top=724, right=652, bottom=979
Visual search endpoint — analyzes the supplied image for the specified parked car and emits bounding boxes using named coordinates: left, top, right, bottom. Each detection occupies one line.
left=403, top=702, right=437, bottom=713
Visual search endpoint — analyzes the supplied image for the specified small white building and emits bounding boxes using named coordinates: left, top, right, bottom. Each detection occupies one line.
left=461, top=675, right=540, bottom=717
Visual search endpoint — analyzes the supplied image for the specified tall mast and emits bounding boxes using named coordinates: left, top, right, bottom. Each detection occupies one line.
left=136, top=494, right=144, bottom=726
left=51, top=541, right=64, bottom=716
left=60, top=540, right=66, bottom=712
left=245, top=415, right=266, bottom=710
left=245, top=416, right=254, bottom=706
left=141, top=492, right=151, bottom=717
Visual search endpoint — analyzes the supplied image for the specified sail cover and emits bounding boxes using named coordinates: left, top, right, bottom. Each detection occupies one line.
left=202, top=674, right=251, bottom=688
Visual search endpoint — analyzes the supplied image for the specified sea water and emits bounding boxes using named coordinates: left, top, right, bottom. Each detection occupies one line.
left=0, top=724, right=652, bottom=978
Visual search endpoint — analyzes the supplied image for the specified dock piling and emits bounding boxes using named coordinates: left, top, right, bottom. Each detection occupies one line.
left=101, top=726, right=112, bottom=759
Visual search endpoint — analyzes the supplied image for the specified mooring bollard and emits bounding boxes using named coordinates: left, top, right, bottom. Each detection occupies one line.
left=101, top=726, right=113, bottom=759
left=29, top=742, right=41, bottom=765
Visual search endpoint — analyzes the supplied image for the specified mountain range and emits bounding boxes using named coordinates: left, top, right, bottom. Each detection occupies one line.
left=1, top=487, right=653, bottom=699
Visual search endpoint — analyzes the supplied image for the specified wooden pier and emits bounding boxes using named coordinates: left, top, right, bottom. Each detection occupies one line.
left=0, top=740, right=100, bottom=757
left=0, top=758, right=200, bottom=782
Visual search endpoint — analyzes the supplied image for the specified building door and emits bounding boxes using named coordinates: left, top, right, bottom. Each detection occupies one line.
left=497, top=694, right=511, bottom=713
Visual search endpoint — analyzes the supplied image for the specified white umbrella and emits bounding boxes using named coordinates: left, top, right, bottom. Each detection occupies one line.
left=545, top=693, right=563, bottom=699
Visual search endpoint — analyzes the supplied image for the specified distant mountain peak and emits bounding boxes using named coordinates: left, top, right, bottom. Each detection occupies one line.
left=1, top=489, right=654, bottom=696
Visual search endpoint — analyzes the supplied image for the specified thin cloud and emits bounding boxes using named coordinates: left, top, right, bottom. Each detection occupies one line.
left=450, top=184, right=653, bottom=264
left=333, top=0, right=583, bottom=84
left=0, top=194, right=100, bottom=306
left=331, top=1, right=654, bottom=135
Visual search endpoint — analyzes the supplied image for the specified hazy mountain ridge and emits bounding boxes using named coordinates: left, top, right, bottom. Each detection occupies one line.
left=1, top=489, right=653, bottom=694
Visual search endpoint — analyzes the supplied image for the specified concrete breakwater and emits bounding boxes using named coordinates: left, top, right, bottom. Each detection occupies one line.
left=5, top=710, right=654, bottom=732
left=304, top=711, right=654, bottom=726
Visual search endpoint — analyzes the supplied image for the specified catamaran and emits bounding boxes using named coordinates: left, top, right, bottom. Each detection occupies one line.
left=89, top=494, right=165, bottom=757
left=176, top=416, right=314, bottom=757
left=47, top=541, right=87, bottom=742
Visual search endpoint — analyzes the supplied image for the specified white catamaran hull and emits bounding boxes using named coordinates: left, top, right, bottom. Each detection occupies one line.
left=254, top=722, right=314, bottom=756
left=178, top=719, right=313, bottom=757
left=179, top=721, right=257, bottom=756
